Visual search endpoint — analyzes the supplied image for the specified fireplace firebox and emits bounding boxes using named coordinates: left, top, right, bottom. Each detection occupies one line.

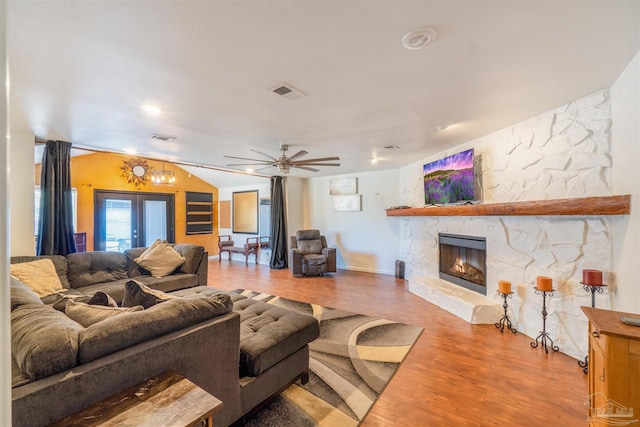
left=439, top=233, right=487, bottom=295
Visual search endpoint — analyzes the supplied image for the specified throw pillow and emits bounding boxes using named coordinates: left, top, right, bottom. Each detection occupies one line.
left=10, top=277, right=44, bottom=311
left=10, top=259, right=66, bottom=297
left=134, top=241, right=185, bottom=278
left=88, top=291, right=118, bottom=307
left=65, top=300, right=143, bottom=327
left=11, top=304, right=83, bottom=380
left=135, top=238, right=162, bottom=261
left=121, top=279, right=176, bottom=309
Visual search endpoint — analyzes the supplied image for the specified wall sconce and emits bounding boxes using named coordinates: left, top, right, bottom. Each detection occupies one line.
left=152, top=162, right=176, bottom=185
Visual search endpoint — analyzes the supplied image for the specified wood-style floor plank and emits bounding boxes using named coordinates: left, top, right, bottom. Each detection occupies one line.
left=207, top=261, right=588, bottom=426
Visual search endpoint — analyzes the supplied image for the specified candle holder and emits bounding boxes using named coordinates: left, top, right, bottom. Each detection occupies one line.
left=530, top=288, right=559, bottom=353
left=495, top=292, right=517, bottom=333
left=577, top=283, right=607, bottom=374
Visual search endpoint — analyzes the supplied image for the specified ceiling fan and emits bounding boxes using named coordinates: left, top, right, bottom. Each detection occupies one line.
left=225, top=144, right=340, bottom=174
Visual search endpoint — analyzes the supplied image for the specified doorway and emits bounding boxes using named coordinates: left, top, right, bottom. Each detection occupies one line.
left=94, top=190, right=175, bottom=252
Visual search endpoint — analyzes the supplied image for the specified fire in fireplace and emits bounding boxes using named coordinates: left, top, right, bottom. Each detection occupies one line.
left=439, top=233, right=487, bottom=295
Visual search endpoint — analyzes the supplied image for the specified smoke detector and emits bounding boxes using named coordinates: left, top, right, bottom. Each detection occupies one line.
left=270, top=83, right=307, bottom=100
left=402, top=27, right=436, bottom=50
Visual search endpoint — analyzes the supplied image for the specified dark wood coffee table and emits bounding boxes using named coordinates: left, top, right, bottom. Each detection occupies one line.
left=49, top=370, right=222, bottom=427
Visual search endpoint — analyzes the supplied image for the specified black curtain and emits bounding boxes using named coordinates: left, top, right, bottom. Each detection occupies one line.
left=36, top=140, right=77, bottom=255
left=269, top=175, right=288, bottom=269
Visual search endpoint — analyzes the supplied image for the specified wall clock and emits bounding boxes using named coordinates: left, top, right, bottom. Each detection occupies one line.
left=120, top=158, right=152, bottom=188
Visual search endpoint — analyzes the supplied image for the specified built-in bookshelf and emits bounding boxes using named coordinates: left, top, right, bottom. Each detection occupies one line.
left=186, top=192, right=213, bottom=235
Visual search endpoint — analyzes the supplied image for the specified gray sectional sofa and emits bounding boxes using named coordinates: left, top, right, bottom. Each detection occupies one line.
left=10, top=245, right=319, bottom=427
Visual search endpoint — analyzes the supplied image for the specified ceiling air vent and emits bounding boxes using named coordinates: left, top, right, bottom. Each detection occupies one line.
left=151, top=134, right=176, bottom=142
left=270, top=83, right=307, bottom=100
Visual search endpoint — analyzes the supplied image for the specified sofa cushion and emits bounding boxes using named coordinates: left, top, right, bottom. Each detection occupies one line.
left=302, top=254, right=327, bottom=267
left=134, top=241, right=185, bottom=278
left=171, top=285, right=248, bottom=303
left=87, top=291, right=118, bottom=307
left=75, top=278, right=131, bottom=304
left=65, top=300, right=143, bottom=327
left=11, top=255, right=70, bottom=289
left=10, top=277, right=43, bottom=311
left=78, top=293, right=233, bottom=364
left=173, top=244, right=205, bottom=274
left=67, top=251, right=128, bottom=288
left=50, top=293, right=94, bottom=311
left=233, top=298, right=320, bottom=376
left=135, top=273, right=199, bottom=293
left=11, top=304, right=83, bottom=380
left=121, top=279, right=176, bottom=309
left=10, top=259, right=65, bottom=297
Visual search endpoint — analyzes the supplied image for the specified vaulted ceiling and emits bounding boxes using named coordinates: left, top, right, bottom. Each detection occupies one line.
left=8, top=1, right=639, bottom=187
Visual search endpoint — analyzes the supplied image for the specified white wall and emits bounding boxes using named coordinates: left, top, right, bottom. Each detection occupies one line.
left=285, top=176, right=305, bottom=244
left=10, top=131, right=35, bottom=256
left=1, top=0, right=11, bottom=422
left=307, top=169, right=401, bottom=275
left=218, top=183, right=271, bottom=264
left=611, top=52, right=640, bottom=313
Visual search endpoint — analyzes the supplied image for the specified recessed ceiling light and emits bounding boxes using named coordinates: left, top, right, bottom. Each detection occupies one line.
left=124, top=148, right=138, bottom=154
left=245, top=167, right=255, bottom=173
left=141, top=104, right=162, bottom=115
left=402, top=27, right=437, bottom=50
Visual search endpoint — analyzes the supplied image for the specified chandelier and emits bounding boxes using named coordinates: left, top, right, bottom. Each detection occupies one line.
left=151, top=162, right=176, bottom=185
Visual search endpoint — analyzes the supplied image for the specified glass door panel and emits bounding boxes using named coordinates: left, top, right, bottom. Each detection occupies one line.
left=143, top=200, right=167, bottom=246
left=105, top=198, right=133, bottom=252
left=95, top=190, right=174, bottom=252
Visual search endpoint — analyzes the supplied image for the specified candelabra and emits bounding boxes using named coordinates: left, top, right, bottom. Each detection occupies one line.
left=530, top=288, right=559, bottom=353
left=495, top=292, right=517, bottom=333
left=578, top=283, right=607, bottom=373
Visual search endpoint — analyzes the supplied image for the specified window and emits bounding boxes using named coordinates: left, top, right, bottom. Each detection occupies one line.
left=34, top=186, right=78, bottom=235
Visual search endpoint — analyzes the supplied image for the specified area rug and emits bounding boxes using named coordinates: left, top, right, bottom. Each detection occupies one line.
left=232, top=290, right=424, bottom=427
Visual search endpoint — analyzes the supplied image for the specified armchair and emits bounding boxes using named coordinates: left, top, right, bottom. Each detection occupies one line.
left=289, top=230, right=336, bottom=276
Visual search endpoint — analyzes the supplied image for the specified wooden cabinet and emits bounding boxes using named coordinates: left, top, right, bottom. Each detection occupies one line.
left=582, top=307, right=640, bottom=426
left=186, top=192, right=213, bottom=235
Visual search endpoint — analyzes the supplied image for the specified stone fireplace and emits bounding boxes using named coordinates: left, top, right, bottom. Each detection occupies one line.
left=399, top=90, right=615, bottom=360
left=439, top=233, right=486, bottom=295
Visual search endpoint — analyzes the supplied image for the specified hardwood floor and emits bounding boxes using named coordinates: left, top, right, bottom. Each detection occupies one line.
left=208, top=261, right=588, bottom=426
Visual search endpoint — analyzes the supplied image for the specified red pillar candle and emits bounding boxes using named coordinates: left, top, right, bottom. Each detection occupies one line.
left=537, top=276, right=553, bottom=291
left=498, top=281, right=512, bottom=294
left=583, top=269, right=603, bottom=286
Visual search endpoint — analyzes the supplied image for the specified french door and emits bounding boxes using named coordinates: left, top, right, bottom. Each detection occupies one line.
left=94, top=190, right=175, bottom=252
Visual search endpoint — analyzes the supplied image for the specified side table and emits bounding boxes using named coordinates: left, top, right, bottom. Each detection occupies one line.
left=48, top=370, right=222, bottom=427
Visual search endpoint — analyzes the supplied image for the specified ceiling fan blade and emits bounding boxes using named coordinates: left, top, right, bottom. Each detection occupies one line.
left=255, top=165, right=274, bottom=172
left=224, top=155, right=272, bottom=163
left=287, top=150, right=308, bottom=161
left=250, top=149, right=278, bottom=161
left=292, top=156, right=340, bottom=163
left=226, top=162, right=274, bottom=166
left=294, top=165, right=320, bottom=172
left=294, top=162, right=341, bottom=167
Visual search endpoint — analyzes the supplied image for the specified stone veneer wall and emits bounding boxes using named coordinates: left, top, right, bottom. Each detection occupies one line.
left=397, top=90, right=613, bottom=359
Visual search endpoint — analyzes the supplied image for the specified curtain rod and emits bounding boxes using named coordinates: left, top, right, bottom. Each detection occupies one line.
left=34, top=137, right=271, bottom=179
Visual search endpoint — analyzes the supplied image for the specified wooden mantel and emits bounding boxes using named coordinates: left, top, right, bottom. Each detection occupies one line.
left=385, top=195, right=631, bottom=217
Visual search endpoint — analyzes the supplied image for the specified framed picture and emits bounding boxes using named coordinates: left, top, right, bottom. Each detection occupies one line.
left=330, top=177, right=357, bottom=195
left=232, top=190, right=259, bottom=234
left=332, top=194, right=362, bottom=212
